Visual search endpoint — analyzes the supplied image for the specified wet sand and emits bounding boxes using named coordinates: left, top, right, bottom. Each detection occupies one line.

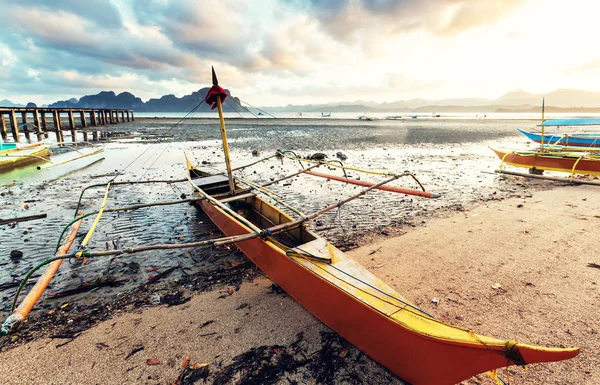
left=1, top=182, right=598, bottom=384
left=1, top=118, right=536, bottom=300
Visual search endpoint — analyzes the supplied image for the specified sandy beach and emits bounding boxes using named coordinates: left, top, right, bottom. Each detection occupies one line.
left=1, top=180, right=598, bottom=384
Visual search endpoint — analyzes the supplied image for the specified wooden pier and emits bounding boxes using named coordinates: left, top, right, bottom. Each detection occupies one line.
left=0, top=107, right=134, bottom=143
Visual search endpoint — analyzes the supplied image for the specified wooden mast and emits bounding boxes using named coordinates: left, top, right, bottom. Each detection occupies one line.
left=541, top=97, right=546, bottom=152
left=212, top=67, right=235, bottom=194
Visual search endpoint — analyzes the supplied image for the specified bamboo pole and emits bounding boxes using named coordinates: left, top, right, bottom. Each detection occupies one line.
left=213, top=68, right=235, bottom=194
left=0, top=214, right=47, bottom=226
left=37, top=148, right=104, bottom=170
left=494, top=169, right=600, bottom=186
left=541, top=97, right=545, bottom=152
left=1, top=218, right=82, bottom=335
left=231, top=153, right=279, bottom=171
left=304, top=169, right=440, bottom=198
left=103, top=197, right=204, bottom=213
left=77, top=175, right=400, bottom=259
left=261, top=164, right=322, bottom=187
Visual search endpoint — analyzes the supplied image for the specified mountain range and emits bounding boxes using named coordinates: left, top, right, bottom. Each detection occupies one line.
left=3, top=88, right=600, bottom=112
left=262, top=89, right=600, bottom=113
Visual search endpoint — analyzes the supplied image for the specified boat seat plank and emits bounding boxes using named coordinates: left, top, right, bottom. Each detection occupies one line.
left=193, top=174, right=230, bottom=188
left=220, top=192, right=256, bottom=203
left=289, top=238, right=412, bottom=317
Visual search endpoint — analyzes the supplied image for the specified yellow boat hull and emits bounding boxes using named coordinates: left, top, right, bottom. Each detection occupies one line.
left=0, top=146, right=51, bottom=173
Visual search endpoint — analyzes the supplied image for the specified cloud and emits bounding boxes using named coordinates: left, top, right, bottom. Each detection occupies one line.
left=0, top=0, right=540, bottom=106
left=302, top=0, right=526, bottom=40
left=2, top=0, right=123, bottom=28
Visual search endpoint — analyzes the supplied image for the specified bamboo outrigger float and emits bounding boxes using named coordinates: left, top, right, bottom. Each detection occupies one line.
left=184, top=69, right=578, bottom=385
left=1, top=219, right=82, bottom=335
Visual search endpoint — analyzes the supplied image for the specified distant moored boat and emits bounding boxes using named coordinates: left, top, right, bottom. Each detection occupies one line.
left=518, top=118, right=600, bottom=149
left=358, top=114, right=375, bottom=121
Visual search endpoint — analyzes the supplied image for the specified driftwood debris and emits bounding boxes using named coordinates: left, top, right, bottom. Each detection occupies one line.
left=495, top=169, right=600, bottom=186
left=0, top=214, right=47, bottom=226
left=48, top=277, right=127, bottom=299
left=141, top=266, right=177, bottom=288
left=125, top=345, right=145, bottom=360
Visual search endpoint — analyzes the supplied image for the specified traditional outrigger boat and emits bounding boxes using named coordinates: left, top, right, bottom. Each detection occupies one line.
left=518, top=118, right=600, bottom=149
left=493, top=99, right=600, bottom=179
left=186, top=69, right=578, bottom=385
left=491, top=147, right=600, bottom=176
left=0, top=142, right=51, bottom=173
left=0, top=140, right=104, bottom=174
left=3, top=69, right=579, bottom=385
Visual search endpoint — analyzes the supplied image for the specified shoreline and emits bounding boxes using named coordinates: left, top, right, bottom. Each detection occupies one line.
left=1, top=182, right=598, bottom=384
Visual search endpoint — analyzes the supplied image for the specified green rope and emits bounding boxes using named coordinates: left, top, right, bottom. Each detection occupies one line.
left=73, top=183, right=107, bottom=218
left=10, top=253, right=77, bottom=312
left=54, top=213, right=95, bottom=253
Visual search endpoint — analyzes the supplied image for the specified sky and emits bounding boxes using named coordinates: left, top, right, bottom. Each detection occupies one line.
left=1, top=0, right=600, bottom=106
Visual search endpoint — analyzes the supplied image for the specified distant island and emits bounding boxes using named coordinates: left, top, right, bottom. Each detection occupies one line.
left=4, top=88, right=600, bottom=113
left=1, top=88, right=248, bottom=113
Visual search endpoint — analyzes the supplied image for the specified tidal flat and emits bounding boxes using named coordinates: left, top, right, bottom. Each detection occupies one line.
left=4, top=117, right=592, bottom=385
left=1, top=118, right=541, bottom=299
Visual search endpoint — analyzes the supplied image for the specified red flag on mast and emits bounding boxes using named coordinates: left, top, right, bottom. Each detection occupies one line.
left=204, top=85, right=228, bottom=110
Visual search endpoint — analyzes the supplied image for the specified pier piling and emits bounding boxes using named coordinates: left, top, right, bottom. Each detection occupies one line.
left=0, top=113, right=6, bottom=140
left=68, top=110, right=76, bottom=142
left=0, top=107, right=132, bottom=144
left=80, top=111, right=87, bottom=128
left=41, top=111, right=49, bottom=138
left=52, top=110, right=63, bottom=142
left=20, top=112, right=31, bottom=141
left=8, top=110, right=19, bottom=142
left=32, top=110, right=44, bottom=141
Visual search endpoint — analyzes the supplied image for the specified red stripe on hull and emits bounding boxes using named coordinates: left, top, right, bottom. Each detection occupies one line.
left=492, top=149, right=600, bottom=175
